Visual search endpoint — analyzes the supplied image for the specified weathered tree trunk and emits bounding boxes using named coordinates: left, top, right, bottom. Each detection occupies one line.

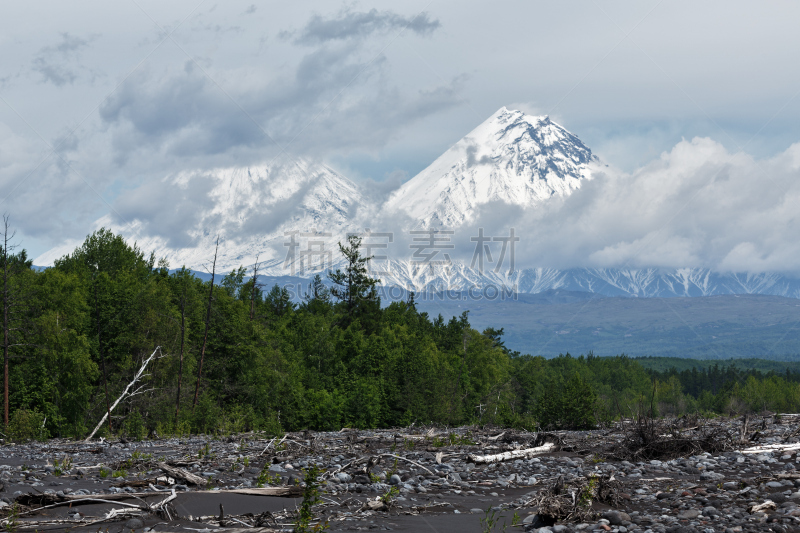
left=94, top=276, right=112, bottom=433
left=157, top=461, right=208, bottom=486
left=2, top=224, right=8, bottom=427
left=174, top=283, right=187, bottom=426
left=250, top=255, right=259, bottom=321
left=85, top=346, right=164, bottom=441
left=468, top=443, right=557, bottom=464
left=192, top=237, right=218, bottom=410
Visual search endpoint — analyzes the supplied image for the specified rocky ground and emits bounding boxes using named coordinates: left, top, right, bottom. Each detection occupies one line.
left=2, top=415, right=800, bottom=533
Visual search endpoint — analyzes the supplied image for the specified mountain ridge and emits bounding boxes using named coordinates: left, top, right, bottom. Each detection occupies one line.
left=33, top=107, right=800, bottom=301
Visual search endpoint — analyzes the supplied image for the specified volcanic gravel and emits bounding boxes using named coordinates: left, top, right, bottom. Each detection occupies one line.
left=2, top=416, right=800, bottom=532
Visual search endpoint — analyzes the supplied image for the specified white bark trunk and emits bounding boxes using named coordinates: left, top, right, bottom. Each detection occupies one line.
left=739, top=443, right=800, bottom=454
left=468, top=443, right=556, bottom=464
left=84, top=347, right=164, bottom=441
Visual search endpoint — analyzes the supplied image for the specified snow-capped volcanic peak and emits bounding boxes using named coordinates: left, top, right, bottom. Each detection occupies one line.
left=384, top=106, right=600, bottom=228
left=34, top=157, right=363, bottom=272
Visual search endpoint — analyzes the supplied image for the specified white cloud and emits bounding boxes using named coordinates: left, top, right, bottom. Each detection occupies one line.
left=461, top=138, right=800, bottom=273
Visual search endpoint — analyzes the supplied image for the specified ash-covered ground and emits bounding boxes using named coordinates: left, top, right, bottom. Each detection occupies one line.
left=2, top=415, right=800, bottom=533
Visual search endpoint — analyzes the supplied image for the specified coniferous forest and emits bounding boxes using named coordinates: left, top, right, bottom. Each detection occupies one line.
left=3, top=225, right=800, bottom=441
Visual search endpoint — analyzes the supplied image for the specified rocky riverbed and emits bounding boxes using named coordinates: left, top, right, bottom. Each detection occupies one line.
left=2, top=415, right=800, bottom=532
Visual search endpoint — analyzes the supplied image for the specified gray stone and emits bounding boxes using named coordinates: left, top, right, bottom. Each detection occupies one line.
left=766, top=481, right=784, bottom=488
left=602, top=510, right=631, bottom=525
left=124, top=518, right=145, bottom=529
left=677, top=509, right=700, bottom=519
left=336, top=473, right=352, bottom=483
left=388, top=474, right=401, bottom=485
left=522, top=514, right=552, bottom=530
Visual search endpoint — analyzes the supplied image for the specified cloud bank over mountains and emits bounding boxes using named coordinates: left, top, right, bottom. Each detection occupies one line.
left=3, top=2, right=800, bottom=275
left=34, top=108, right=800, bottom=277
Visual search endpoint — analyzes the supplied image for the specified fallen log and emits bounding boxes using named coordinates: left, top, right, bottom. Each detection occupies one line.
left=223, top=487, right=302, bottom=497
left=740, top=443, right=800, bottom=454
left=158, top=461, right=208, bottom=486
left=467, top=443, right=557, bottom=464
left=15, top=493, right=160, bottom=506
left=160, top=529, right=279, bottom=533
left=15, top=486, right=301, bottom=507
left=774, top=473, right=800, bottom=480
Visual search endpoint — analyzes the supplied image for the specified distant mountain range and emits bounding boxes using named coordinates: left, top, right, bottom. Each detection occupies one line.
left=35, top=106, right=800, bottom=300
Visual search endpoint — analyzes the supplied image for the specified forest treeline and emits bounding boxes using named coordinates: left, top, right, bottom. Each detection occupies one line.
left=2, top=224, right=800, bottom=440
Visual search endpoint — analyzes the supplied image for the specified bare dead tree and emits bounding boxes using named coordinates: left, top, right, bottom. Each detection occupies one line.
left=250, top=254, right=260, bottom=321
left=93, top=272, right=113, bottom=432
left=192, top=236, right=219, bottom=410
left=1, top=216, right=34, bottom=427
left=85, top=346, right=166, bottom=441
left=174, top=273, right=190, bottom=426
left=1, top=217, right=12, bottom=427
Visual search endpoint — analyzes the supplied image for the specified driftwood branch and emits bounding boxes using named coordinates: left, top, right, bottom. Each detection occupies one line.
left=740, top=442, right=800, bottom=454
left=158, top=462, right=208, bottom=486
left=85, top=346, right=165, bottom=441
left=14, top=486, right=302, bottom=509
left=468, top=443, right=557, bottom=464
left=378, top=453, right=435, bottom=475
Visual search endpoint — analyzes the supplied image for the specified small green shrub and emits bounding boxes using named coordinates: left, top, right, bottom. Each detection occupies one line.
left=479, top=506, right=507, bottom=533
left=380, top=485, right=399, bottom=505
left=122, top=450, right=153, bottom=469
left=53, top=456, right=73, bottom=476
left=7, top=409, right=48, bottom=442
left=294, top=465, right=328, bottom=533
left=256, top=467, right=281, bottom=487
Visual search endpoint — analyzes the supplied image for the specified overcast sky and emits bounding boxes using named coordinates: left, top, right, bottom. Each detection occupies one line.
left=2, top=1, right=800, bottom=265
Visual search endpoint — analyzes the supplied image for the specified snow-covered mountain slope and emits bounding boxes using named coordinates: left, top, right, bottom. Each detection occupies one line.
left=34, top=107, right=800, bottom=301
left=35, top=158, right=363, bottom=272
left=369, top=265, right=800, bottom=299
left=383, top=106, right=601, bottom=227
